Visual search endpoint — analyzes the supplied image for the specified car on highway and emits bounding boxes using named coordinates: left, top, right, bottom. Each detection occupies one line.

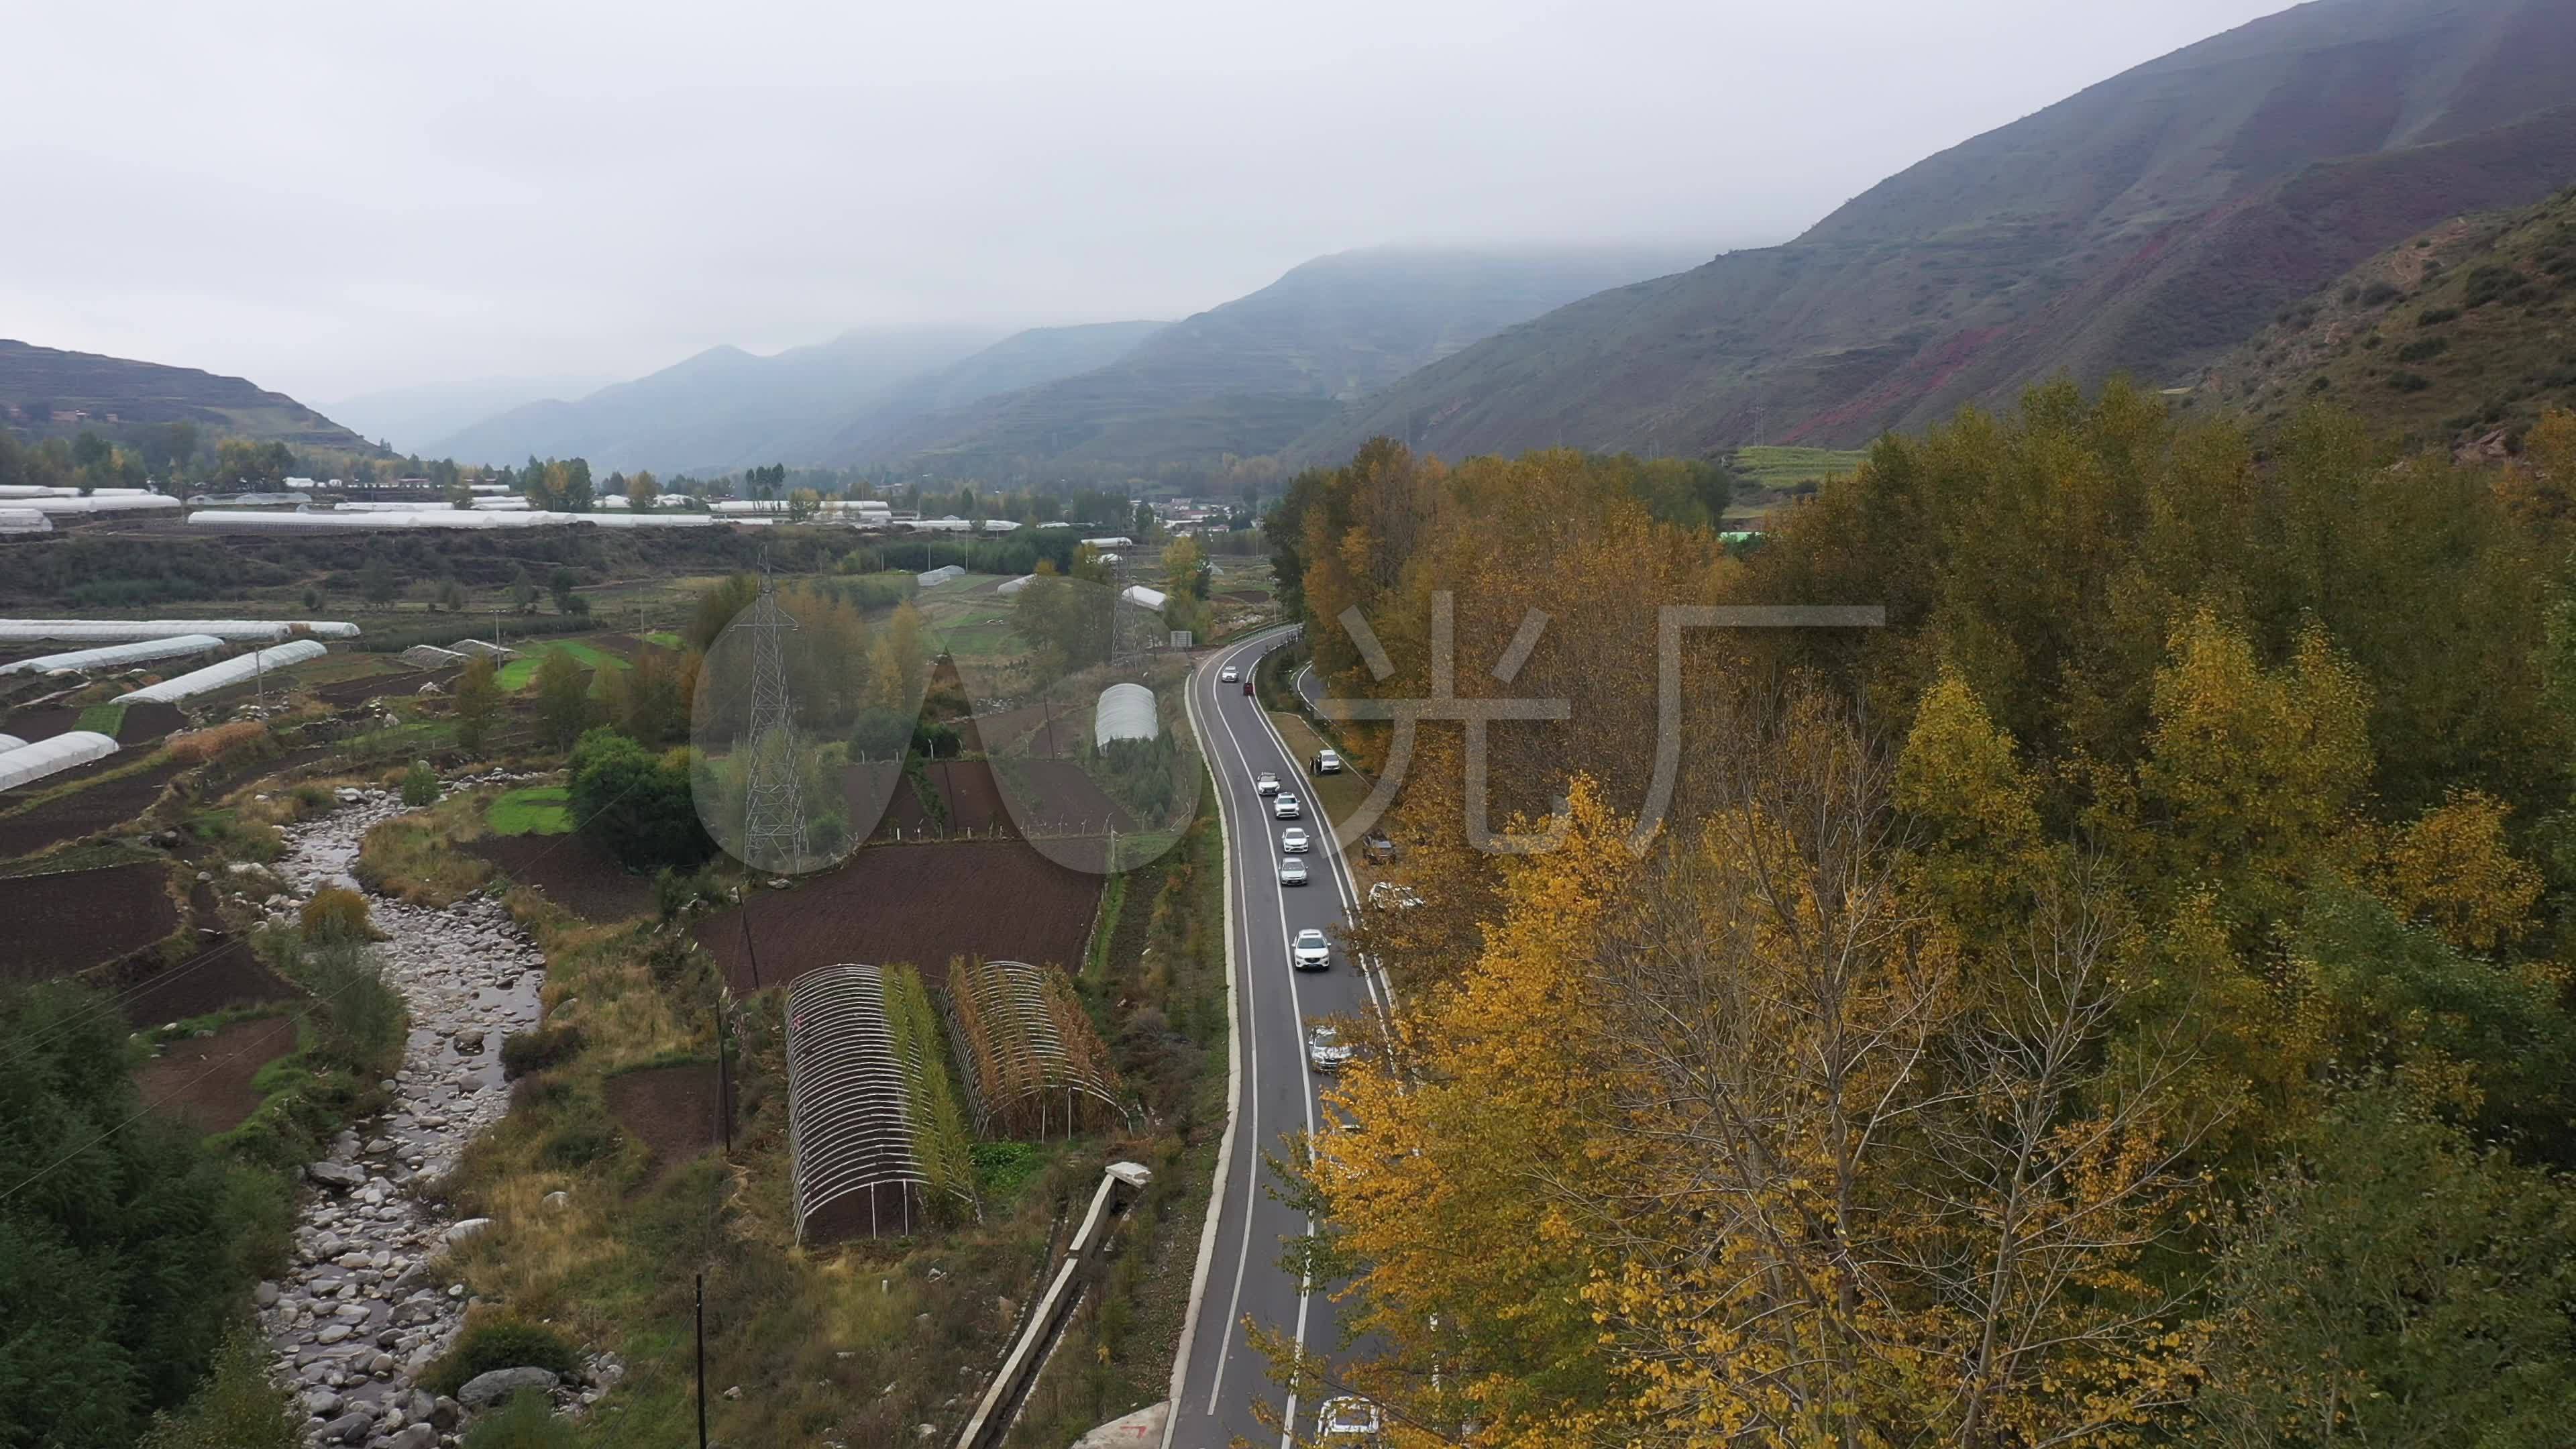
left=1307, top=1022, right=1352, bottom=1073
left=1255, top=771, right=1280, bottom=796
left=1313, top=747, right=1343, bottom=774
left=1273, top=793, right=1302, bottom=819
left=1316, top=1395, right=1385, bottom=1444
left=1291, top=928, right=1331, bottom=970
left=1280, top=826, right=1309, bottom=853
left=1220, top=664, right=1240, bottom=683
left=1278, top=856, right=1308, bottom=885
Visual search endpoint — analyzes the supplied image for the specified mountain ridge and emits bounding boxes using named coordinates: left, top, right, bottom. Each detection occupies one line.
left=0, top=339, right=380, bottom=454
left=1295, top=0, right=2576, bottom=462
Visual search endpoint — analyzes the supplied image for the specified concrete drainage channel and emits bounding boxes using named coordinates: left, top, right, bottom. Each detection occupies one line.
left=954, top=1161, right=1156, bottom=1449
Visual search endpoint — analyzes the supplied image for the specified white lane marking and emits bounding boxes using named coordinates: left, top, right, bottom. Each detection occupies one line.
left=1196, top=635, right=1280, bottom=1419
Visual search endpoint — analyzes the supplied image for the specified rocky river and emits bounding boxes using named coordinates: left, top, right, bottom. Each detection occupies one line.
left=250, top=780, right=609, bottom=1446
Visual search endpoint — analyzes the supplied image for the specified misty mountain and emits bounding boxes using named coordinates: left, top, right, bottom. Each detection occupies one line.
left=0, top=339, right=378, bottom=453
left=323, top=376, right=614, bottom=456
left=853, top=246, right=1706, bottom=474
left=795, top=320, right=1169, bottom=463
left=1300, top=0, right=2576, bottom=460
left=427, top=327, right=1005, bottom=475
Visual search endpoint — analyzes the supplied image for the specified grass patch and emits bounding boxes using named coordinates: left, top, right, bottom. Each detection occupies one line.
left=640, top=631, right=684, bottom=650
left=354, top=787, right=496, bottom=905
left=488, top=786, right=572, bottom=837
left=496, top=641, right=628, bottom=694
left=76, top=702, right=127, bottom=736
left=1733, top=445, right=1868, bottom=490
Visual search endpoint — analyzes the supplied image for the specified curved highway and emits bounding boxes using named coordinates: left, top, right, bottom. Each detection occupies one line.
left=1165, top=627, right=1387, bottom=1448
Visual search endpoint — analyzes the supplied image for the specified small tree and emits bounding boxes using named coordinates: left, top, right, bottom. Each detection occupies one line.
left=453, top=655, right=502, bottom=753
left=570, top=727, right=712, bottom=869
left=399, top=761, right=439, bottom=807
left=547, top=567, right=579, bottom=612
left=299, top=885, right=378, bottom=943
left=437, top=578, right=468, bottom=613
left=532, top=648, right=593, bottom=750
left=360, top=557, right=398, bottom=607
left=508, top=566, right=537, bottom=614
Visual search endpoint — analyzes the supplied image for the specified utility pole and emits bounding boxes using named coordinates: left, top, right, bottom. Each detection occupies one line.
left=694, top=1275, right=709, bottom=1449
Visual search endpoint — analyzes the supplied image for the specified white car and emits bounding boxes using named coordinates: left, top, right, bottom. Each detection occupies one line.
left=1317, top=1396, right=1384, bottom=1444
left=1307, top=1023, right=1352, bottom=1073
left=1278, top=856, right=1308, bottom=885
left=1273, top=794, right=1302, bottom=820
left=1220, top=665, right=1240, bottom=683
left=1313, top=748, right=1343, bottom=774
left=1255, top=771, right=1281, bottom=796
left=1291, top=928, right=1331, bottom=970
left=1280, top=826, right=1309, bottom=853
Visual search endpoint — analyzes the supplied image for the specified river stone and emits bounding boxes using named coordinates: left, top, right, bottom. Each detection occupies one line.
left=307, top=1161, right=366, bottom=1191
left=458, top=1366, right=561, bottom=1409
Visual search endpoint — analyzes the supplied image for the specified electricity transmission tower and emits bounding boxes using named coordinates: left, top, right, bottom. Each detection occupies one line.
left=739, top=565, right=807, bottom=875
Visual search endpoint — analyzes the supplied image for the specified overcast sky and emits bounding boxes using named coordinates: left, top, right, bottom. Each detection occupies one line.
left=3, top=0, right=2298, bottom=403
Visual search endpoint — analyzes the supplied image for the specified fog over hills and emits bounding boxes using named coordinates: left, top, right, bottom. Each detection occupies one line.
left=1299, top=0, right=2576, bottom=460
left=849, top=246, right=1705, bottom=474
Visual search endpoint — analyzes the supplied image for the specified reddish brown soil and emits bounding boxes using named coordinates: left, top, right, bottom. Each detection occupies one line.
left=117, top=702, right=186, bottom=746
left=137, top=1015, right=299, bottom=1134
left=101, top=936, right=301, bottom=1026
left=694, top=842, right=1102, bottom=994
left=0, top=861, right=179, bottom=982
left=924, top=756, right=1009, bottom=832
left=994, top=760, right=1136, bottom=835
left=313, top=666, right=456, bottom=706
left=465, top=832, right=657, bottom=922
left=1216, top=590, right=1269, bottom=606
left=0, top=757, right=191, bottom=859
left=604, top=1061, right=725, bottom=1184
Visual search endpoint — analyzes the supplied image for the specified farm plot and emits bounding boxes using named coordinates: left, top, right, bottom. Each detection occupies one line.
left=604, top=1060, right=726, bottom=1186
left=464, top=831, right=655, bottom=922
left=496, top=639, right=631, bottom=692
left=0, top=860, right=180, bottom=983
left=694, top=841, right=1101, bottom=995
left=99, top=936, right=301, bottom=1026
left=137, top=1014, right=299, bottom=1134
left=0, top=756, right=191, bottom=859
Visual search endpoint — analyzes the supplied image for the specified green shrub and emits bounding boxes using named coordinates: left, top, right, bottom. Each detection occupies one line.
left=299, top=887, right=378, bottom=944
left=2359, top=280, right=2405, bottom=307
left=400, top=761, right=441, bottom=808
left=2396, top=337, right=2451, bottom=364
left=2390, top=371, right=2434, bottom=392
left=2418, top=306, right=2461, bottom=327
left=136, top=1328, right=299, bottom=1449
left=500, top=1023, right=586, bottom=1079
left=570, top=727, right=712, bottom=870
left=423, top=1320, right=581, bottom=1399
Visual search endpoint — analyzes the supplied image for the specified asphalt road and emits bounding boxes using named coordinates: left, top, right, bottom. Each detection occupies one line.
left=1165, top=629, right=1389, bottom=1449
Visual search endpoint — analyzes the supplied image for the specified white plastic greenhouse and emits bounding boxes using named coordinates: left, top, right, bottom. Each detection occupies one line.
left=184, top=508, right=714, bottom=532
left=1094, top=682, right=1159, bottom=749
left=113, top=639, right=328, bottom=703
left=1120, top=584, right=1169, bottom=612
left=996, top=574, right=1036, bottom=596
left=0, top=734, right=25, bottom=753
left=0, top=731, right=119, bottom=792
left=0, top=508, right=51, bottom=535
left=0, top=634, right=225, bottom=676
left=0, top=619, right=358, bottom=643
left=18, top=494, right=181, bottom=515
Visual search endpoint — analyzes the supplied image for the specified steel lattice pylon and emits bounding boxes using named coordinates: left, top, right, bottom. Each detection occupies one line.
left=739, top=568, right=806, bottom=875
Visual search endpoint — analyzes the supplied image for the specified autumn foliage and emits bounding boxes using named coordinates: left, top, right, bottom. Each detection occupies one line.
left=1267, top=392, right=2576, bottom=1446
